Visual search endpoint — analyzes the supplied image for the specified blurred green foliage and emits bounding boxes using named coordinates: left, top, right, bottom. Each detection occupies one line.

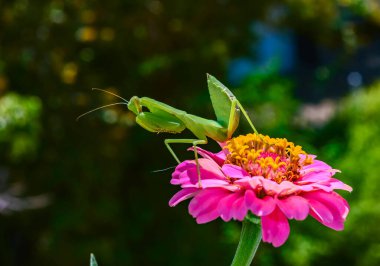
left=336, top=82, right=380, bottom=266
left=0, top=93, right=41, bottom=161
left=0, top=0, right=380, bottom=266
left=234, top=67, right=297, bottom=136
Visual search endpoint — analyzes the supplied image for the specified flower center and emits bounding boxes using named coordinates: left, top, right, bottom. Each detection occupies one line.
left=224, top=133, right=313, bottom=183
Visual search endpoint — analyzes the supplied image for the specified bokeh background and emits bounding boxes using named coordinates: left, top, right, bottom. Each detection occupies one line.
left=1, top=1, right=380, bottom=265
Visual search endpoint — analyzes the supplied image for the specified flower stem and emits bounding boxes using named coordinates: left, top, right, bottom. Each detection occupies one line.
left=231, top=218, right=262, bottom=266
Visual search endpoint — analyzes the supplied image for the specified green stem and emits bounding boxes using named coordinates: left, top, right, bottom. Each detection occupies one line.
left=231, top=219, right=262, bottom=266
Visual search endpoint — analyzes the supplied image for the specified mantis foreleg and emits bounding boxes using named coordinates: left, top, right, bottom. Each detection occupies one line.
left=164, top=138, right=207, bottom=187
left=230, top=100, right=258, bottom=134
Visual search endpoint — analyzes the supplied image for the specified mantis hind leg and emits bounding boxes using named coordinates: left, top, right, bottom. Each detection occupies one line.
left=164, top=138, right=208, bottom=187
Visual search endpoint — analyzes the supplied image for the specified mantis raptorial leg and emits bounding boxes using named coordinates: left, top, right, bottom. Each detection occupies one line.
left=236, top=100, right=258, bottom=135
left=227, top=98, right=258, bottom=137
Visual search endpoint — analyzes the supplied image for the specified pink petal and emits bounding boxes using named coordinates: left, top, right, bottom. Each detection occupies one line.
left=197, top=158, right=225, bottom=177
left=234, top=176, right=261, bottom=189
left=171, top=161, right=193, bottom=180
left=302, top=159, right=332, bottom=172
left=299, top=172, right=333, bottom=183
left=188, top=188, right=229, bottom=223
left=217, top=193, right=240, bottom=222
left=277, top=181, right=302, bottom=196
left=307, top=183, right=335, bottom=192
left=188, top=147, right=226, bottom=166
left=327, top=178, right=353, bottom=192
left=261, top=178, right=282, bottom=193
left=261, top=178, right=301, bottom=196
left=196, top=193, right=231, bottom=224
left=244, top=190, right=276, bottom=216
left=185, top=159, right=226, bottom=184
left=170, top=170, right=191, bottom=185
left=276, top=196, right=309, bottom=221
left=169, top=188, right=199, bottom=207
left=215, top=150, right=227, bottom=160
left=296, top=184, right=315, bottom=192
left=217, top=141, right=226, bottom=148
left=306, top=198, right=334, bottom=225
left=170, top=178, right=182, bottom=185
left=314, top=191, right=349, bottom=217
left=261, top=207, right=290, bottom=247
left=222, top=164, right=250, bottom=178
left=196, top=207, right=220, bottom=224
left=304, top=192, right=349, bottom=231
left=245, top=177, right=263, bottom=189
left=181, top=179, right=229, bottom=188
left=231, top=196, right=247, bottom=221
left=304, top=191, right=349, bottom=231
left=188, top=189, right=216, bottom=217
left=296, top=177, right=352, bottom=194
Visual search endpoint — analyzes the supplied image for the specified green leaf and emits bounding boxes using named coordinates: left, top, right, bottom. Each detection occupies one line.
left=90, top=253, right=98, bottom=266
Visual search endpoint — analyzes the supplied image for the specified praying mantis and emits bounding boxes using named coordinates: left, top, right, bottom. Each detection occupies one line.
left=78, top=74, right=257, bottom=186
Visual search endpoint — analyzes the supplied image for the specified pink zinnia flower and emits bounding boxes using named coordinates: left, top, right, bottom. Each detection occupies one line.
left=169, top=133, right=352, bottom=247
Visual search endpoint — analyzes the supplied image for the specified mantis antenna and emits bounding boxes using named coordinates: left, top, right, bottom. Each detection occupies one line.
left=76, top=88, right=130, bottom=121
left=76, top=102, right=128, bottom=121
left=91, top=88, right=129, bottom=103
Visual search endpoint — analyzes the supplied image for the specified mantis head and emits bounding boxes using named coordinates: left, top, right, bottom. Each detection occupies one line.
left=127, top=96, right=142, bottom=115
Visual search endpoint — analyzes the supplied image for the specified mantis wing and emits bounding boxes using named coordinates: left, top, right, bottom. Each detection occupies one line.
left=207, top=74, right=240, bottom=135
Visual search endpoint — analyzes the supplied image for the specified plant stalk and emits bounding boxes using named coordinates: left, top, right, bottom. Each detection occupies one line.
left=231, top=219, right=262, bottom=266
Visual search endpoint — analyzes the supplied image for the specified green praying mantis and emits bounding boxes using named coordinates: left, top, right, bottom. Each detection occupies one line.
left=78, top=74, right=257, bottom=186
